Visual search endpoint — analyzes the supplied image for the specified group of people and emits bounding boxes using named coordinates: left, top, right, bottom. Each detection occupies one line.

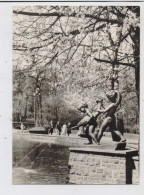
left=48, top=120, right=71, bottom=136
left=20, top=120, right=71, bottom=136
left=75, top=90, right=126, bottom=145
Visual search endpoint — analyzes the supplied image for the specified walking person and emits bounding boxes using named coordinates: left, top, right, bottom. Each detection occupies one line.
left=56, top=121, right=61, bottom=135
left=20, top=122, right=25, bottom=133
left=67, top=123, right=71, bottom=136
left=49, top=120, right=54, bottom=135
left=61, top=123, right=67, bottom=135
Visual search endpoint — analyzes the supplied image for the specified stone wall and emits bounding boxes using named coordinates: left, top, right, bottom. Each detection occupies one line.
left=69, top=148, right=139, bottom=184
left=132, top=156, right=139, bottom=184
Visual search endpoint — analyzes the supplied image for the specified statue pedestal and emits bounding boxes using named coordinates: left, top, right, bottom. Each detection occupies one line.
left=78, top=134, right=126, bottom=150
left=68, top=144, right=138, bottom=184
left=115, top=142, right=126, bottom=150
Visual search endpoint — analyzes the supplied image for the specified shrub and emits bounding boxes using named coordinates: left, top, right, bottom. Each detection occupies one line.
left=124, top=125, right=131, bottom=133
left=131, top=124, right=139, bottom=134
left=124, top=124, right=139, bottom=134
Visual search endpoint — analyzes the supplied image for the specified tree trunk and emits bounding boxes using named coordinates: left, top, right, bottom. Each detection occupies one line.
left=55, top=105, right=58, bottom=121
left=39, top=94, right=43, bottom=125
left=135, top=64, right=139, bottom=109
left=24, top=96, right=28, bottom=120
left=34, top=97, right=36, bottom=124
left=131, top=26, right=140, bottom=109
left=111, top=78, right=115, bottom=90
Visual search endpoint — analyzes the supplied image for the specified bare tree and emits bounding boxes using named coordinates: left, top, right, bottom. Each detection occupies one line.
left=13, top=6, right=139, bottom=128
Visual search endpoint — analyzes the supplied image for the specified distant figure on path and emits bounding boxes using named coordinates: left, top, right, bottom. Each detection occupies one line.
left=61, top=124, right=67, bottom=135
left=67, top=123, right=71, bottom=136
left=49, top=120, right=54, bottom=135
left=20, top=122, right=25, bottom=133
left=55, top=121, right=61, bottom=135
left=96, top=90, right=126, bottom=144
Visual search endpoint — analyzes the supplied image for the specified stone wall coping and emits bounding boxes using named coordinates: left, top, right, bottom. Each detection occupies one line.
left=69, top=147, right=138, bottom=157
left=132, top=156, right=139, bottom=161
left=13, top=132, right=139, bottom=142
left=13, top=132, right=87, bottom=140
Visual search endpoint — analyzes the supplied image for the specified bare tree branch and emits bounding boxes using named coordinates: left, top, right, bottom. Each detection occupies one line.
left=94, top=57, right=135, bottom=68
left=13, top=10, right=123, bottom=25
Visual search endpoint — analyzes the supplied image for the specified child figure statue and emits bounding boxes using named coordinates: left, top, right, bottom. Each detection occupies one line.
left=96, top=90, right=126, bottom=144
left=76, top=100, right=103, bottom=144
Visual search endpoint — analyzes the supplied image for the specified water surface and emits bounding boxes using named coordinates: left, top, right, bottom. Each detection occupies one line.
left=13, top=136, right=70, bottom=184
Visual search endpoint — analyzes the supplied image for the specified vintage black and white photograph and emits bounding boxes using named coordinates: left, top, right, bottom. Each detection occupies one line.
left=12, top=5, right=140, bottom=185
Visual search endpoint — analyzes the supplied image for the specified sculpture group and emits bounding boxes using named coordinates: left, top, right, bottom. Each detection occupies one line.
left=72, top=90, right=126, bottom=145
